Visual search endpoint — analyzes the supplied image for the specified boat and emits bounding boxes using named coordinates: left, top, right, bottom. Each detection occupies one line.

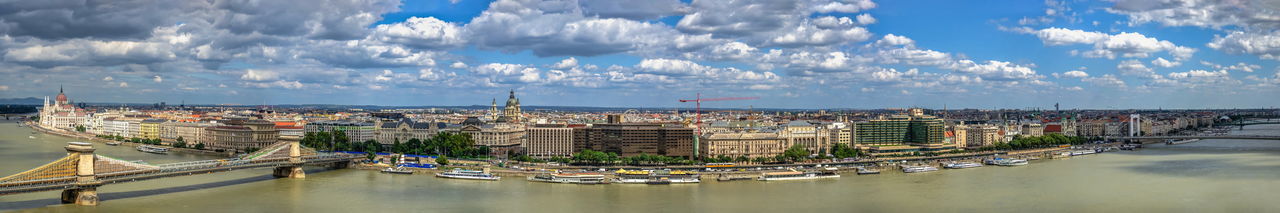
left=666, top=170, right=701, bottom=184
left=985, top=158, right=1028, bottom=166
left=758, top=168, right=840, bottom=181
left=435, top=168, right=500, bottom=181
left=105, top=141, right=122, bottom=146
left=856, top=167, right=880, bottom=175
left=381, top=166, right=414, bottom=174
left=901, top=165, right=939, bottom=173
left=614, top=169, right=701, bottom=184
left=942, top=162, right=983, bottom=169
left=613, top=169, right=651, bottom=184
left=528, top=173, right=608, bottom=184
left=136, top=145, right=168, bottom=154
left=28, top=136, right=36, bottom=139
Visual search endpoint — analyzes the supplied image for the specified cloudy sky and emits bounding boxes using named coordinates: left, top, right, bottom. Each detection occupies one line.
left=1, top=0, right=1278, bottom=109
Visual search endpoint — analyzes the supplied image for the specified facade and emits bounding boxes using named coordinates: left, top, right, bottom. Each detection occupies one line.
left=524, top=124, right=575, bottom=158
left=1077, top=121, right=1107, bottom=137
left=305, top=120, right=375, bottom=143
left=781, top=121, right=832, bottom=155
left=373, top=118, right=438, bottom=145
left=139, top=119, right=165, bottom=139
left=965, top=125, right=1001, bottom=148
left=854, top=110, right=945, bottom=146
left=39, top=88, right=89, bottom=130
left=573, top=123, right=695, bottom=159
left=451, top=117, right=524, bottom=157
left=166, top=122, right=217, bottom=145
left=950, top=125, right=968, bottom=148
left=1022, top=123, right=1044, bottom=137
left=700, top=132, right=788, bottom=158
left=203, top=120, right=278, bottom=151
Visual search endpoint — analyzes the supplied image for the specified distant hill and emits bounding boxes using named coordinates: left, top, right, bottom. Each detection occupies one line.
left=0, top=97, right=42, bottom=105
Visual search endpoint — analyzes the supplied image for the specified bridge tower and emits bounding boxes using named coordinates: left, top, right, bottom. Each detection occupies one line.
left=62, top=142, right=101, bottom=206
left=1129, top=114, right=1141, bottom=137
left=272, top=140, right=305, bottom=178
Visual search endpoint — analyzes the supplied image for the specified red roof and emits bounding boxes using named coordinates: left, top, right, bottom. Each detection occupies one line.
left=1044, top=124, right=1063, bottom=133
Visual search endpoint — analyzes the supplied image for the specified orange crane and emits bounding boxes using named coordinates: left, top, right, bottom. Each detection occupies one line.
left=679, top=93, right=759, bottom=157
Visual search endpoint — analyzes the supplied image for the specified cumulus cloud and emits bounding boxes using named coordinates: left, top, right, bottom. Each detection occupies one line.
left=153, top=75, right=163, bottom=83
left=1117, top=60, right=1154, bottom=77
left=1083, top=74, right=1126, bottom=88
left=1031, top=28, right=1195, bottom=60
left=551, top=57, right=579, bottom=69
left=368, top=17, right=466, bottom=49
left=1054, top=70, right=1089, bottom=78
left=1150, top=57, right=1181, bottom=68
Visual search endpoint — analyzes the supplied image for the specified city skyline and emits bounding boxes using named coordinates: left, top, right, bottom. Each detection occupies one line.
left=3, top=0, right=1280, bottom=109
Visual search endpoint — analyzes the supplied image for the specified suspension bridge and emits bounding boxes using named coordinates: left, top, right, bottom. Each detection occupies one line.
left=0, top=141, right=359, bottom=206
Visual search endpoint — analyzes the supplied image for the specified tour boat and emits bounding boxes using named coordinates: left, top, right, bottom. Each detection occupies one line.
left=381, top=166, right=414, bottom=175
left=758, top=169, right=840, bottom=181
left=435, top=168, right=500, bottom=181
left=985, top=158, right=1028, bottom=166
left=136, top=145, right=168, bottom=154
left=27, top=136, right=36, bottom=139
left=856, top=167, right=880, bottom=175
left=613, top=169, right=651, bottom=184
left=105, top=141, right=122, bottom=146
left=942, top=162, right=983, bottom=169
left=666, top=170, right=701, bottom=184
left=528, top=173, right=608, bottom=184
left=901, top=165, right=939, bottom=173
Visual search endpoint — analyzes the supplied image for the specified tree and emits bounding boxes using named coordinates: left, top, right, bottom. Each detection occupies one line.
left=435, top=156, right=449, bottom=165
left=735, top=155, right=749, bottom=163
left=782, top=144, right=811, bottom=162
left=366, top=152, right=376, bottom=161
left=75, top=125, right=86, bottom=132
left=194, top=143, right=205, bottom=150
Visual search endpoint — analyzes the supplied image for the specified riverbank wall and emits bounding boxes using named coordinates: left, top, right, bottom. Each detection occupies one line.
left=25, top=121, right=234, bottom=157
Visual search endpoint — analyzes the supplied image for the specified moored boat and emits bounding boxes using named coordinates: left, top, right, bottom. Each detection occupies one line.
left=942, top=162, right=983, bottom=169
left=136, top=145, right=168, bottom=154
left=985, top=158, right=1028, bottom=166
left=758, top=169, right=840, bottom=181
left=856, top=167, right=880, bottom=175
left=901, top=165, right=938, bottom=173
left=613, top=169, right=651, bottom=184
left=106, top=141, right=122, bottom=146
left=435, top=168, right=500, bottom=181
left=528, top=173, right=608, bottom=184
left=381, top=166, right=414, bottom=174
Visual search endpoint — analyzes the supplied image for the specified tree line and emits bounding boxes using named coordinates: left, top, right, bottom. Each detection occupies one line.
left=301, top=131, right=490, bottom=158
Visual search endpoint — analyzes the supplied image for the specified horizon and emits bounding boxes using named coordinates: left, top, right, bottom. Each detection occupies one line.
left=2, top=0, right=1280, bottom=109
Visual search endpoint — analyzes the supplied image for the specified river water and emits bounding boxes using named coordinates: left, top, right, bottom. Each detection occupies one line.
left=2, top=119, right=1279, bottom=212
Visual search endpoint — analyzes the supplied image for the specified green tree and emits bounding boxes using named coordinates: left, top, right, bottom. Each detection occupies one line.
left=75, top=125, right=86, bottom=132
left=782, top=144, right=811, bottom=162
left=194, top=143, right=205, bottom=150
left=435, top=156, right=449, bottom=165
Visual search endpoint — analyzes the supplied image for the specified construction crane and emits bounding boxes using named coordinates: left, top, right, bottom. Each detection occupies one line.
left=678, top=93, right=759, bottom=157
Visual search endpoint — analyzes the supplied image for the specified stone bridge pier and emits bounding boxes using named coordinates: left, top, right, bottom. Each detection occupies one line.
left=272, top=140, right=305, bottom=178
left=62, top=142, right=100, bottom=206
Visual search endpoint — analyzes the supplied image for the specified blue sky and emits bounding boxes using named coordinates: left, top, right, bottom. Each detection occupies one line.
left=1, top=0, right=1278, bottom=109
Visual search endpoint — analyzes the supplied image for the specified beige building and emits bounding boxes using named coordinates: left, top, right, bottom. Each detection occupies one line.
left=965, top=125, right=1001, bottom=148
left=700, top=132, right=789, bottom=159
left=950, top=125, right=968, bottom=148
left=203, top=120, right=278, bottom=152
left=451, top=117, right=524, bottom=157
left=781, top=121, right=832, bottom=155
left=1022, top=123, right=1044, bottom=137
left=374, top=118, right=437, bottom=145
left=524, top=124, right=574, bottom=158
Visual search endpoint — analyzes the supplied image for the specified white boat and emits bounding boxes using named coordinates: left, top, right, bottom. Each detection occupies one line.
left=28, top=136, right=36, bottom=139
left=381, top=167, right=414, bottom=174
left=985, top=158, right=1028, bottom=166
left=613, top=169, right=652, bottom=184
left=136, top=145, right=168, bottom=154
left=901, top=165, right=939, bottom=173
left=856, top=167, right=880, bottom=175
left=758, top=169, right=840, bottom=181
left=435, top=168, right=500, bottom=181
left=528, top=173, right=608, bottom=184
left=942, top=162, right=983, bottom=169
left=105, top=141, right=122, bottom=146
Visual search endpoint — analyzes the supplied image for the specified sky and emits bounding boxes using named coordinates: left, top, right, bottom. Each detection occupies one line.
left=1, top=0, right=1279, bottom=109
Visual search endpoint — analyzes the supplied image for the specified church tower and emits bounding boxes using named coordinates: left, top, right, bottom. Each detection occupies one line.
left=501, top=90, right=521, bottom=123
left=488, top=98, right=499, bottom=120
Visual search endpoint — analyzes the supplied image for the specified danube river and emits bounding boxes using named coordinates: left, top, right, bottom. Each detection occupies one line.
left=2, top=120, right=1279, bottom=212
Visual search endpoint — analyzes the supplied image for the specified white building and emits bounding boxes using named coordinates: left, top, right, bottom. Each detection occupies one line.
left=39, top=88, right=89, bottom=131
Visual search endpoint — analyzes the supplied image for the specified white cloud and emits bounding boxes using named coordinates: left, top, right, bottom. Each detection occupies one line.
left=241, top=69, right=281, bottom=81
left=118, top=82, right=129, bottom=88
left=551, top=57, right=579, bottom=69
left=1150, top=57, right=1181, bottom=68
left=368, top=17, right=467, bottom=49
left=1083, top=74, right=1126, bottom=88
left=874, top=34, right=915, bottom=47
left=1209, top=31, right=1280, bottom=60
left=152, top=75, right=163, bottom=83
left=946, top=60, right=1039, bottom=81
left=1117, top=60, right=1154, bottom=77
left=811, top=0, right=877, bottom=13
left=1031, top=28, right=1195, bottom=60
left=102, top=76, right=114, bottom=81
left=450, top=61, right=469, bottom=69
left=855, top=14, right=877, bottom=25
left=1055, top=70, right=1089, bottom=78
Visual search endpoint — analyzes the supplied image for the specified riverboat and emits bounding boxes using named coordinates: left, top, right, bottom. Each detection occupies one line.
left=901, top=165, right=939, bottom=173
left=137, top=145, right=168, bottom=154
left=435, top=168, right=500, bottom=181
left=106, top=141, right=122, bottom=146
left=856, top=167, right=880, bottom=175
left=613, top=169, right=651, bottom=184
left=758, top=169, right=840, bottom=181
left=942, top=162, right=983, bottom=169
left=666, top=170, right=701, bottom=184
left=528, top=173, right=608, bottom=184
left=985, top=158, right=1028, bottom=166
left=381, top=166, right=414, bottom=175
